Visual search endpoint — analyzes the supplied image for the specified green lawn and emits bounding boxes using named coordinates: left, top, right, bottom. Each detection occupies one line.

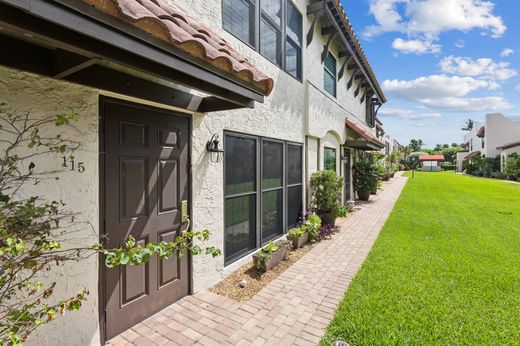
left=322, top=172, right=520, bottom=345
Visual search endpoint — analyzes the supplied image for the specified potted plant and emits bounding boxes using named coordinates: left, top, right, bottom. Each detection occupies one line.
left=310, top=171, right=343, bottom=226
left=287, top=226, right=309, bottom=249
left=252, top=239, right=290, bottom=272
left=371, top=160, right=385, bottom=194
left=353, top=154, right=378, bottom=201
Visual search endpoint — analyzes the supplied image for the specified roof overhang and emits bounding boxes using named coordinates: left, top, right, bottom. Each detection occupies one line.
left=345, top=119, right=384, bottom=150
left=477, top=126, right=485, bottom=138
left=497, top=140, right=520, bottom=150
left=345, top=140, right=382, bottom=151
left=0, top=0, right=268, bottom=112
left=306, top=0, right=386, bottom=104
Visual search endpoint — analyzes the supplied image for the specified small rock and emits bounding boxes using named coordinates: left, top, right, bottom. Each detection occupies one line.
left=238, top=279, right=247, bottom=288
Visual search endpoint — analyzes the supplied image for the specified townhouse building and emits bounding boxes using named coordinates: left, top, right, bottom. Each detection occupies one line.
left=461, top=114, right=520, bottom=171
left=0, top=0, right=386, bottom=343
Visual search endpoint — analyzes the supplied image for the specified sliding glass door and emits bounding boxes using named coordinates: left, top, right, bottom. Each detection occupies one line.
left=224, top=133, right=303, bottom=264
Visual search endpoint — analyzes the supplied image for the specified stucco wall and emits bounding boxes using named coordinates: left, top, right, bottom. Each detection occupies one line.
left=0, top=66, right=101, bottom=345
left=486, top=113, right=520, bottom=158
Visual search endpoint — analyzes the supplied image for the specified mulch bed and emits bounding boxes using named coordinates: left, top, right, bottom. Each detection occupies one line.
left=209, top=215, right=352, bottom=302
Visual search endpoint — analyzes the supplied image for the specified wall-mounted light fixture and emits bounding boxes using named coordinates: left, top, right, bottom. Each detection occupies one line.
left=206, top=134, right=224, bottom=163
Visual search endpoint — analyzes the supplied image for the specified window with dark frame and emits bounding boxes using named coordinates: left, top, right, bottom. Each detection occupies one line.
left=324, top=147, right=337, bottom=171
left=222, top=0, right=302, bottom=80
left=366, top=97, right=376, bottom=127
left=224, top=133, right=303, bottom=264
left=323, top=53, right=336, bottom=97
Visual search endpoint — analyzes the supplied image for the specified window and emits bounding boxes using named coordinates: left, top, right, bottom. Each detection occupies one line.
left=366, top=98, right=376, bottom=127
left=224, top=133, right=303, bottom=264
left=223, top=0, right=255, bottom=46
left=324, top=147, right=337, bottom=171
left=287, top=144, right=303, bottom=228
left=324, top=53, right=336, bottom=97
left=482, top=138, right=485, bottom=149
left=223, top=0, right=302, bottom=80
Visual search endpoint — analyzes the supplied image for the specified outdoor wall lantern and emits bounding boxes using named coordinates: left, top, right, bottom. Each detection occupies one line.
left=206, top=134, right=224, bottom=163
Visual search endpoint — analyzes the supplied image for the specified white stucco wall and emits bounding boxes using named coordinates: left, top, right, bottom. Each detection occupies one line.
left=456, top=151, right=469, bottom=172
left=486, top=113, right=520, bottom=158
left=0, top=66, right=101, bottom=345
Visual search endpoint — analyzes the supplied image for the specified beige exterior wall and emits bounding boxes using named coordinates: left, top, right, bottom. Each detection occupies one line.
left=2, top=0, right=381, bottom=343
left=0, top=66, right=102, bottom=345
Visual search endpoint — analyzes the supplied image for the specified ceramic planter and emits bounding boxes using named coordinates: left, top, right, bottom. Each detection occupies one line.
left=253, top=244, right=290, bottom=272
left=320, top=212, right=336, bottom=226
left=357, top=190, right=370, bottom=201
left=287, top=231, right=309, bottom=249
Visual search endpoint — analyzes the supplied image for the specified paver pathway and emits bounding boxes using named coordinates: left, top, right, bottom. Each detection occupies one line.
left=108, top=173, right=408, bottom=346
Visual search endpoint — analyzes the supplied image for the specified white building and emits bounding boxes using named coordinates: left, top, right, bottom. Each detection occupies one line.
left=0, top=0, right=386, bottom=343
left=460, top=114, right=520, bottom=171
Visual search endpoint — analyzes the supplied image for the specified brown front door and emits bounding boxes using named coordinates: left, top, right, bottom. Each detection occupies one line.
left=102, top=98, right=190, bottom=340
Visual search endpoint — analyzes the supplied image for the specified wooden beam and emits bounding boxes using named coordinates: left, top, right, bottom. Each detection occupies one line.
left=52, top=48, right=99, bottom=79
left=354, top=82, right=362, bottom=97
left=321, top=33, right=337, bottom=62
left=360, top=90, right=368, bottom=104
left=355, top=74, right=363, bottom=80
left=339, top=50, right=351, bottom=58
left=338, top=58, right=348, bottom=80
left=321, top=26, right=336, bottom=36
left=307, top=1, right=326, bottom=14
left=347, top=63, right=357, bottom=71
left=347, top=71, right=359, bottom=90
left=306, top=13, right=322, bottom=47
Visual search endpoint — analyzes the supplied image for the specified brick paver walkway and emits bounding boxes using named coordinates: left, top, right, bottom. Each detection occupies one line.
left=108, top=173, right=408, bottom=346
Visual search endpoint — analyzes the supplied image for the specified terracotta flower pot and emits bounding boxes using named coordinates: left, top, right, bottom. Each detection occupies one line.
left=252, top=244, right=290, bottom=272
left=357, top=190, right=370, bottom=201
left=287, top=231, right=309, bottom=249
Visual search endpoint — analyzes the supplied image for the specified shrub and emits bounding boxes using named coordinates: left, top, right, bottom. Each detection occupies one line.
left=491, top=171, right=507, bottom=180
left=504, top=153, right=520, bottom=180
left=464, top=156, right=500, bottom=177
left=353, top=154, right=378, bottom=192
left=310, top=171, right=343, bottom=215
left=441, top=164, right=456, bottom=171
left=335, top=205, right=348, bottom=218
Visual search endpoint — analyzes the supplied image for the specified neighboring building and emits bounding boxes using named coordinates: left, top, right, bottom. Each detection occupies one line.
left=0, top=0, right=386, bottom=343
left=498, top=140, right=520, bottom=170
left=462, top=114, right=520, bottom=160
left=420, top=155, right=445, bottom=172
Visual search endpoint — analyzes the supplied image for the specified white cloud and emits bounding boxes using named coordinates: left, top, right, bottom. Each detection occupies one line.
left=516, top=84, right=520, bottom=92
left=383, top=75, right=495, bottom=100
left=501, top=48, right=514, bottom=57
left=392, top=37, right=441, bottom=54
left=439, top=56, right=517, bottom=80
left=382, top=75, right=512, bottom=112
left=421, top=96, right=512, bottom=112
left=455, top=40, right=465, bottom=48
left=379, top=108, right=442, bottom=120
left=364, top=0, right=506, bottom=39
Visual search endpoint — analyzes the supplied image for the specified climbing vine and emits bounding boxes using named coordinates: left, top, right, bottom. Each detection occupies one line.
left=0, top=103, right=220, bottom=345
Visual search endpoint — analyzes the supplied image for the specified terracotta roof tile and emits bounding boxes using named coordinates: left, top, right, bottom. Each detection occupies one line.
left=333, top=0, right=385, bottom=102
left=497, top=140, right=520, bottom=150
left=81, top=0, right=274, bottom=96
left=419, top=155, right=445, bottom=161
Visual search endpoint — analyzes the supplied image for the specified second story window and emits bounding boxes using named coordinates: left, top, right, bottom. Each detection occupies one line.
left=366, top=98, right=376, bottom=127
left=223, top=0, right=302, bottom=80
left=324, top=53, right=336, bottom=97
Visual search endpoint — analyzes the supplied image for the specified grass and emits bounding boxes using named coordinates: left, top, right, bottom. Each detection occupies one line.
left=322, top=172, right=520, bottom=345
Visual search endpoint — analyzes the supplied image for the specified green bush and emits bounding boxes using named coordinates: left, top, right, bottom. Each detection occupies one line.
left=353, top=154, right=378, bottom=192
left=504, top=153, right=520, bottom=180
left=441, top=164, right=456, bottom=171
left=310, top=171, right=343, bottom=215
left=464, top=156, right=500, bottom=177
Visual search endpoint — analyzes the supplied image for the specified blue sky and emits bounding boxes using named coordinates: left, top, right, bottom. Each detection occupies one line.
left=341, top=0, right=520, bottom=148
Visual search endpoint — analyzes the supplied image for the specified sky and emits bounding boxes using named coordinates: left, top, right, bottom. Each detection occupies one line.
left=340, top=0, right=520, bottom=148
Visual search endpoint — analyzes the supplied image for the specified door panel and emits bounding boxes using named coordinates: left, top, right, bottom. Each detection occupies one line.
left=103, top=99, right=190, bottom=340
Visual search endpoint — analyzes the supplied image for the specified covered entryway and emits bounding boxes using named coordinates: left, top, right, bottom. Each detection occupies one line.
left=102, top=98, right=191, bottom=339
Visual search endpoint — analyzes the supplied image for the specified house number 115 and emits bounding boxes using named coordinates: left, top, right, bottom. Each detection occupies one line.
left=62, top=156, right=85, bottom=173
